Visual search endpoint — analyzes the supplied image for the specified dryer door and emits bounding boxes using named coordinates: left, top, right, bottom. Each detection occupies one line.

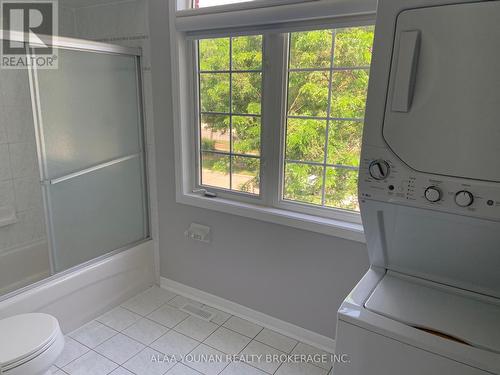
left=383, top=2, right=500, bottom=182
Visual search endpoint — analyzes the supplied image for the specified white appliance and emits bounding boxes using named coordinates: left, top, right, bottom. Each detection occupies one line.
left=334, top=0, right=500, bottom=374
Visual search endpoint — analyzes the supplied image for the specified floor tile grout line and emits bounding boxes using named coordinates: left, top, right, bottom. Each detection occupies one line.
left=159, top=289, right=334, bottom=358
left=66, top=287, right=332, bottom=375
left=219, top=322, right=264, bottom=340
left=53, top=338, right=93, bottom=370
left=119, top=288, right=180, bottom=316
left=61, top=347, right=122, bottom=374
left=63, top=330, right=118, bottom=367
left=289, top=342, right=334, bottom=373
left=92, top=335, right=147, bottom=367
left=231, top=333, right=278, bottom=375
left=252, top=335, right=299, bottom=355
left=119, top=321, right=171, bottom=346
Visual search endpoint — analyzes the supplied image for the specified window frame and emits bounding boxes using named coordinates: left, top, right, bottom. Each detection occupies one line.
left=277, top=30, right=372, bottom=221
left=170, top=0, right=376, bottom=241
left=177, top=0, right=319, bottom=15
left=192, top=26, right=371, bottom=223
left=192, top=34, right=267, bottom=205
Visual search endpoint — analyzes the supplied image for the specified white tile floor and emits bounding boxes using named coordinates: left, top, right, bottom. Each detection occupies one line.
left=51, top=286, right=334, bottom=375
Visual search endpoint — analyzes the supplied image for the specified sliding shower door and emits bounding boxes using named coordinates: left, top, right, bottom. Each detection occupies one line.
left=33, top=47, right=148, bottom=272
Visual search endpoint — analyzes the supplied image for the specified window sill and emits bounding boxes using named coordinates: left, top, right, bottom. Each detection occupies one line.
left=177, top=192, right=365, bottom=243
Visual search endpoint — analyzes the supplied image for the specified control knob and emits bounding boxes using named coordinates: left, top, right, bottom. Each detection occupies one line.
left=455, top=190, right=474, bottom=207
left=369, top=160, right=390, bottom=180
left=424, top=186, right=441, bottom=203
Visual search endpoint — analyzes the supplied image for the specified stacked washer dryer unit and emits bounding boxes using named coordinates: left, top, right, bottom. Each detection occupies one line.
left=334, top=0, right=500, bottom=374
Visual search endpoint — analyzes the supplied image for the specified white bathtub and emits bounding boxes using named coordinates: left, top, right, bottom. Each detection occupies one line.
left=0, top=239, right=50, bottom=296
left=0, top=240, right=155, bottom=333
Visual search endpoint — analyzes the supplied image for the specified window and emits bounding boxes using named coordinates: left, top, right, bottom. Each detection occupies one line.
left=284, top=27, right=373, bottom=212
left=195, top=26, right=374, bottom=214
left=172, top=0, right=376, bottom=238
left=197, top=36, right=263, bottom=194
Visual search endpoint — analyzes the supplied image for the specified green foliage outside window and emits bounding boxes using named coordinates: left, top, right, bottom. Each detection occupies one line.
left=198, top=35, right=262, bottom=194
left=284, top=26, right=374, bottom=212
left=198, top=26, right=374, bottom=211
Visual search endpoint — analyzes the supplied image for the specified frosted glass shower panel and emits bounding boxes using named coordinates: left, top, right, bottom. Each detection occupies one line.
left=48, top=156, right=147, bottom=272
left=36, top=49, right=141, bottom=178
left=34, top=46, right=148, bottom=273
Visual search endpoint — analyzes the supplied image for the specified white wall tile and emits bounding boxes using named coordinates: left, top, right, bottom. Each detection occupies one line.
left=0, top=144, right=12, bottom=181
left=3, top=105, right=35, bottom=144
left=0, top=180, right=15, bottom=208
left=0, top=207, right=46, bottom=251
left=0, top=117, right=7, bottom=144
left=74, top=0, right=147, bottom=40
left=13, top=176, right=43, bottom=212
left=8, top=142, right=38, bottom=179
left=0, top=70, right=31, bottom=106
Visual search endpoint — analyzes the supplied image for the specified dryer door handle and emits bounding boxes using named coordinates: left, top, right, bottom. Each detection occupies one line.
left=391, top=30, right=421, bottom=113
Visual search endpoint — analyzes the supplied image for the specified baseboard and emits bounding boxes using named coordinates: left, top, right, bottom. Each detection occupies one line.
left=160, top=277, right=335, bottom=353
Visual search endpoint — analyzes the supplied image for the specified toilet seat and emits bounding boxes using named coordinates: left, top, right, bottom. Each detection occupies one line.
left=0, top=313, right=64, bottom=373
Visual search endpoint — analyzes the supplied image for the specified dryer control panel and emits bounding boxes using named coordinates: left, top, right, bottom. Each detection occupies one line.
left=359, top=145, right=500, bottom=221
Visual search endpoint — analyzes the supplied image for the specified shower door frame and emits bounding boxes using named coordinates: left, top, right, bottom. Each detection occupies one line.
left=0, top=32, right=151, bottom=297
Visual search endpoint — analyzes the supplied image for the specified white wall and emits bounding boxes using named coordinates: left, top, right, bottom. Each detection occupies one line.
left=148, top=0, right=369, bottom=339
left=58, top=0, right=369, bottom=339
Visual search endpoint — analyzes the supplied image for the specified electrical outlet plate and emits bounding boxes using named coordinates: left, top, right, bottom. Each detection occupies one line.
left=184, top=222, right=211, bottom=243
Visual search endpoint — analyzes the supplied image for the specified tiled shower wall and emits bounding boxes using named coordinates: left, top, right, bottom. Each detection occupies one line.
left=0, top=0, right=155, bottom=296
left=0, top=69, right=49, bottom=294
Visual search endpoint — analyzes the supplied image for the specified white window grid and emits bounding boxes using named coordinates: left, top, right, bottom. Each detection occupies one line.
left=196, top=36, right=263, bottom=195
left=188, top=23, right=373, bottom=223
left=282, top=29, right=370, bottom=210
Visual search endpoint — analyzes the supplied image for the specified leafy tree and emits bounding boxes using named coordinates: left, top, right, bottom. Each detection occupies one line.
left=198, top=27, right=374, bottom=210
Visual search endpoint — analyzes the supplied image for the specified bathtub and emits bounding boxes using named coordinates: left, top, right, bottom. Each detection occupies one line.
left=0, top=240, right=155, bottom=333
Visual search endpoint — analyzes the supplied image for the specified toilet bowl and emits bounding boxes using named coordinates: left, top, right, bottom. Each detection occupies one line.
left=0, top=313, right=64, bottom=375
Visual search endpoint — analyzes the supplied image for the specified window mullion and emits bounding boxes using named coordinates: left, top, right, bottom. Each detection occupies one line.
left=229, top=37, right=233, bottom=190
left=260, top=32, right=287, bottom=207
left=321, top=29, right=337, bottom=206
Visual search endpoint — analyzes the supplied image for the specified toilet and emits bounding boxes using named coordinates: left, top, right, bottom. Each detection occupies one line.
left=0, top=314, right=64, bottom=375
